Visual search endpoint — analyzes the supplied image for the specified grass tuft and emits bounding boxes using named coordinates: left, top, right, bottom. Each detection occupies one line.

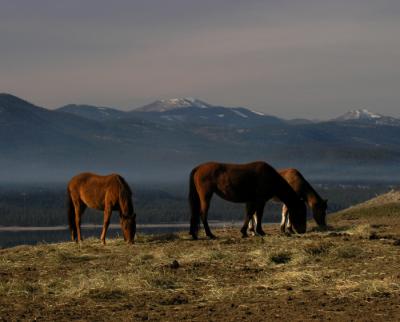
left=303, top=241, right=332, bottom=256
left=269, top=251, right=292, bottom=264
left=88, top=289, right=127, bottom=300
left=335, top=245, right=362, bottom=259
left=147, top=233, right=180, bottom=242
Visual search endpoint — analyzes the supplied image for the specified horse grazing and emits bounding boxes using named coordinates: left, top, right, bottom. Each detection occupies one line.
left=249, top=168, right=328, bottom=234
left=189, top=161, right=307, bottom=239
left=67, top=172, right=136, bottom=244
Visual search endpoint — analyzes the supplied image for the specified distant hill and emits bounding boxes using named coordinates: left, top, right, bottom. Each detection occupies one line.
left=0, top=93, right=104, bottom=149
left=336, top=189, right=400, bottom=212
left=57, top=104, right=127, bottom=121
left=2, top=93, right=400, bottom=181
left=329, top=189, right=400, bottom=228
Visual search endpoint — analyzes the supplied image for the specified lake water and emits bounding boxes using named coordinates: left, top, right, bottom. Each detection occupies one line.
left=0, top=222, right=241, bottom=248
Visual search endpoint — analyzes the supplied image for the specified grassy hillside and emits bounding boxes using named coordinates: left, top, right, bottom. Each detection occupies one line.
left=329, top=190, right=400, bottom=239
left=1, top=192, right=400, bottom=321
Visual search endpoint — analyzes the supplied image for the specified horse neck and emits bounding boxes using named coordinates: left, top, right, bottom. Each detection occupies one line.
left=302, top=183, right=323, bottom=209
left=274, top=179, right=300, bottom=209
left=114, top=176, right=133, bottom=215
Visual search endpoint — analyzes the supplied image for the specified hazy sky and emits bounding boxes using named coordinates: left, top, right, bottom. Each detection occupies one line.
left=1, top=0, right=399, bottom=118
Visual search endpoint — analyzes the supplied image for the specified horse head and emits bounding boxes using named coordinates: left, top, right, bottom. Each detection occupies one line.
left=120, top=212, right=136, bottom=243
left=119, top=188, right=136, bottom=243
left=312, top=199, right=328, bottom=227
left=119, top=181, right=136, bottom=244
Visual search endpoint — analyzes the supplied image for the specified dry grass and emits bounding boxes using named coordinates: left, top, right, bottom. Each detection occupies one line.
left=1, top=199, right=400, bottom=321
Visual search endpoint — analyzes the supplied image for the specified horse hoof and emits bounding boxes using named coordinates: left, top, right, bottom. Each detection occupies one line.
left=208, top=234, right=217, bottom=240
left=257, top=230, right=266, bottom=236
left=191, top=234, right=198, bottom=240
left=242, top=234, right=249, bottom=238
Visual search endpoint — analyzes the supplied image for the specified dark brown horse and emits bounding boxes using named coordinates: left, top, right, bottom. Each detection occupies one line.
left=67, top=172, right=136, bottom=244
left=189, top=161, right=307, bottom=239
left=249, top=168, right=328, bottom=234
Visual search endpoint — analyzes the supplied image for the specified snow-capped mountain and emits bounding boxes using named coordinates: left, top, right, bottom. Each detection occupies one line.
left=131, top=98, right=282, bottom=127
left=333, top=109, right=400, bottom=126
left=135, top=98, right=211, bottom=112
left=335, top=109, right=382, bottom=121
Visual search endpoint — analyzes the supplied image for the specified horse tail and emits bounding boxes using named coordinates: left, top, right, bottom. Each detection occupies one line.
left=67, top=189, right=77, bottom=241
left=189, top=167, right=200, bottom=238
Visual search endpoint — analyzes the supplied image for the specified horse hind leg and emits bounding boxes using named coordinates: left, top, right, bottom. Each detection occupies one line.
left=73, top=201, right=86, bottom=242
left=200, top=194, right=216, bottom=239
left=100, top=205, right=112, bottom=245
left=189, top=202, right=200, bottom=240
left=68, top=194, right=77, bottom=241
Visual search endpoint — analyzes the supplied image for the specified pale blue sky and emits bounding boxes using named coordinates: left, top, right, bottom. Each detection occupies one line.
left=1, top=0, right=399, bottom=118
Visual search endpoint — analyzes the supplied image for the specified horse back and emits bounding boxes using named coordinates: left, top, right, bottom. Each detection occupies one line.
left=192, top=161, right=282, bottom=202
left=68, top=172, right=126, bottom=210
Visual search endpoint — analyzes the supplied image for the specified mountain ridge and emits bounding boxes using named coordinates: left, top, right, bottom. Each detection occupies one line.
left=49, top=95, right=400, bottom=125
left=57, top=104, right=128, bottom=121
left=1, top=93, right=400, bottom=181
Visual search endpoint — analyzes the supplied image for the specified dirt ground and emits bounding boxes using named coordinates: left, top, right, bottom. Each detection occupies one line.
left=1, top=194, right=400, bottom=321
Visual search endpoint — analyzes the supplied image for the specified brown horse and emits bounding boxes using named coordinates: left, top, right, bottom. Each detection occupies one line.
left=249, top=168, right=328, bottom=234
left=189, top=161, right=307, bottom=239
left=67, top=172, right=136, bottom=244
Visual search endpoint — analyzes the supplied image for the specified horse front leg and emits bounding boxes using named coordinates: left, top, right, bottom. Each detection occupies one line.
left=100, top=206, right=112, bottom=245
left=255, top=202, right=266, bottom=236
left=286, top=209, right=295, bottom=234
left=248, top=214, right=257, bottom=236
left=241, top=203, right=256, bottom=238
left=280, top=205, right=292, bottom=234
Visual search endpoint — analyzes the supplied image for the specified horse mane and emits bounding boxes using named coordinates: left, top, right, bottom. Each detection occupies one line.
left=114, top=175, right=133, bottom=215
left=273, top=171, right=302, bottom=209
left=115, top=175, right=132, bottom=196
left=287, top=168, right=323, bottom=203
